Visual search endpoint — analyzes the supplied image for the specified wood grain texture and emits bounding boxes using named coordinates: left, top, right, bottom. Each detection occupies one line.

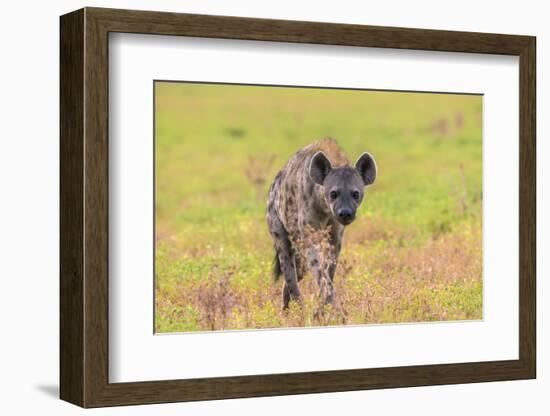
left=89, top=7, right=532, bottom=54
left=83, top=10, right=110, bottom=406
left=59, top=7, right=536, bottom=408
left=518, top=38, right=536, bottom=375
left=59, top=8, right=84, bottom=407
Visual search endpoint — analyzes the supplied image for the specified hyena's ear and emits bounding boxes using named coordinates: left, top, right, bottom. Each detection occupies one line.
left=309, top=151, right=332, bottom=185
left=355, top=152, right=377, bottom=186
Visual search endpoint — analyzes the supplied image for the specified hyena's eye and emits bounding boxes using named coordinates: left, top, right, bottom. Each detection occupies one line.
left=351, top=190, right=360, bottom=200
left=329, top=190, right=339, bottom=200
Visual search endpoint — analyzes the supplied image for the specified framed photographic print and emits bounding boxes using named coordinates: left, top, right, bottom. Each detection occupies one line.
left=60, top=7, right=536, bottom=408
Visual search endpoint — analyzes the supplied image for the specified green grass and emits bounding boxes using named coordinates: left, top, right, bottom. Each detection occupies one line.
left=154, top=82, right=483, bottom=333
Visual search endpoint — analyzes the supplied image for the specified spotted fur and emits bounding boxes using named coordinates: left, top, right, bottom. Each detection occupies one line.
left=266, top=138, right=377, bottom=309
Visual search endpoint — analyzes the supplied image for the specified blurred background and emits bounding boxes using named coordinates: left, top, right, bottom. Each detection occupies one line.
left=154, top=81, right=483, bottom=332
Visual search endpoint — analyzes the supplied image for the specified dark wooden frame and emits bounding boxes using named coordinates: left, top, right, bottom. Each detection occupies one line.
left=60, top=7, right=536, bottom=408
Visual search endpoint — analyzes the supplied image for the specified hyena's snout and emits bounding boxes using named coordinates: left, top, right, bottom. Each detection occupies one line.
left=336, top=208, right=355, bottom=225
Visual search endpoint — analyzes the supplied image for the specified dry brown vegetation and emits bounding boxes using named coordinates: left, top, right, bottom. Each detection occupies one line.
left=156, top=219, right=482, bottom=332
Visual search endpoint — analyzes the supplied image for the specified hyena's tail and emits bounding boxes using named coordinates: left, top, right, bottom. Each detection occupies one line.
left=272, top=254, right=282, bottom=281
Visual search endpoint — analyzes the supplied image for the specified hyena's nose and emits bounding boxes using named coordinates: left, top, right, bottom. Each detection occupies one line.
left=338, top=209, right=354, bottom=223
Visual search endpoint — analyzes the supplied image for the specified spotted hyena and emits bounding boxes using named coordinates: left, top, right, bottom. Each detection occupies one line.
left=267, top=138, right=377, bottom=309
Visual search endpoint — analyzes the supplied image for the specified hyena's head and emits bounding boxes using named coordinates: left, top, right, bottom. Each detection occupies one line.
left=309, top=151, right=377, bottom=226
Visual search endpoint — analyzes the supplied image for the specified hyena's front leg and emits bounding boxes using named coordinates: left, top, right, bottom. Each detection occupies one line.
left=268, top=212, right=302, bottom=309
left=306, top=245, right=335, bottom=305
left=327, top=222, right=344, bottom=283
left=277, top=238, right=302, bottom=309
left=277, top=240, right=301, bottom=309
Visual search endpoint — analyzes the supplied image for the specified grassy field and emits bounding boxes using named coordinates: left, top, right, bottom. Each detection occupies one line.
left=155, top=82, right=483, bottom=333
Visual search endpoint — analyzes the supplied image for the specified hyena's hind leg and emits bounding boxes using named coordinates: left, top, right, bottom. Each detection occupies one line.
left=267, top=209, right=301, bottom=309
